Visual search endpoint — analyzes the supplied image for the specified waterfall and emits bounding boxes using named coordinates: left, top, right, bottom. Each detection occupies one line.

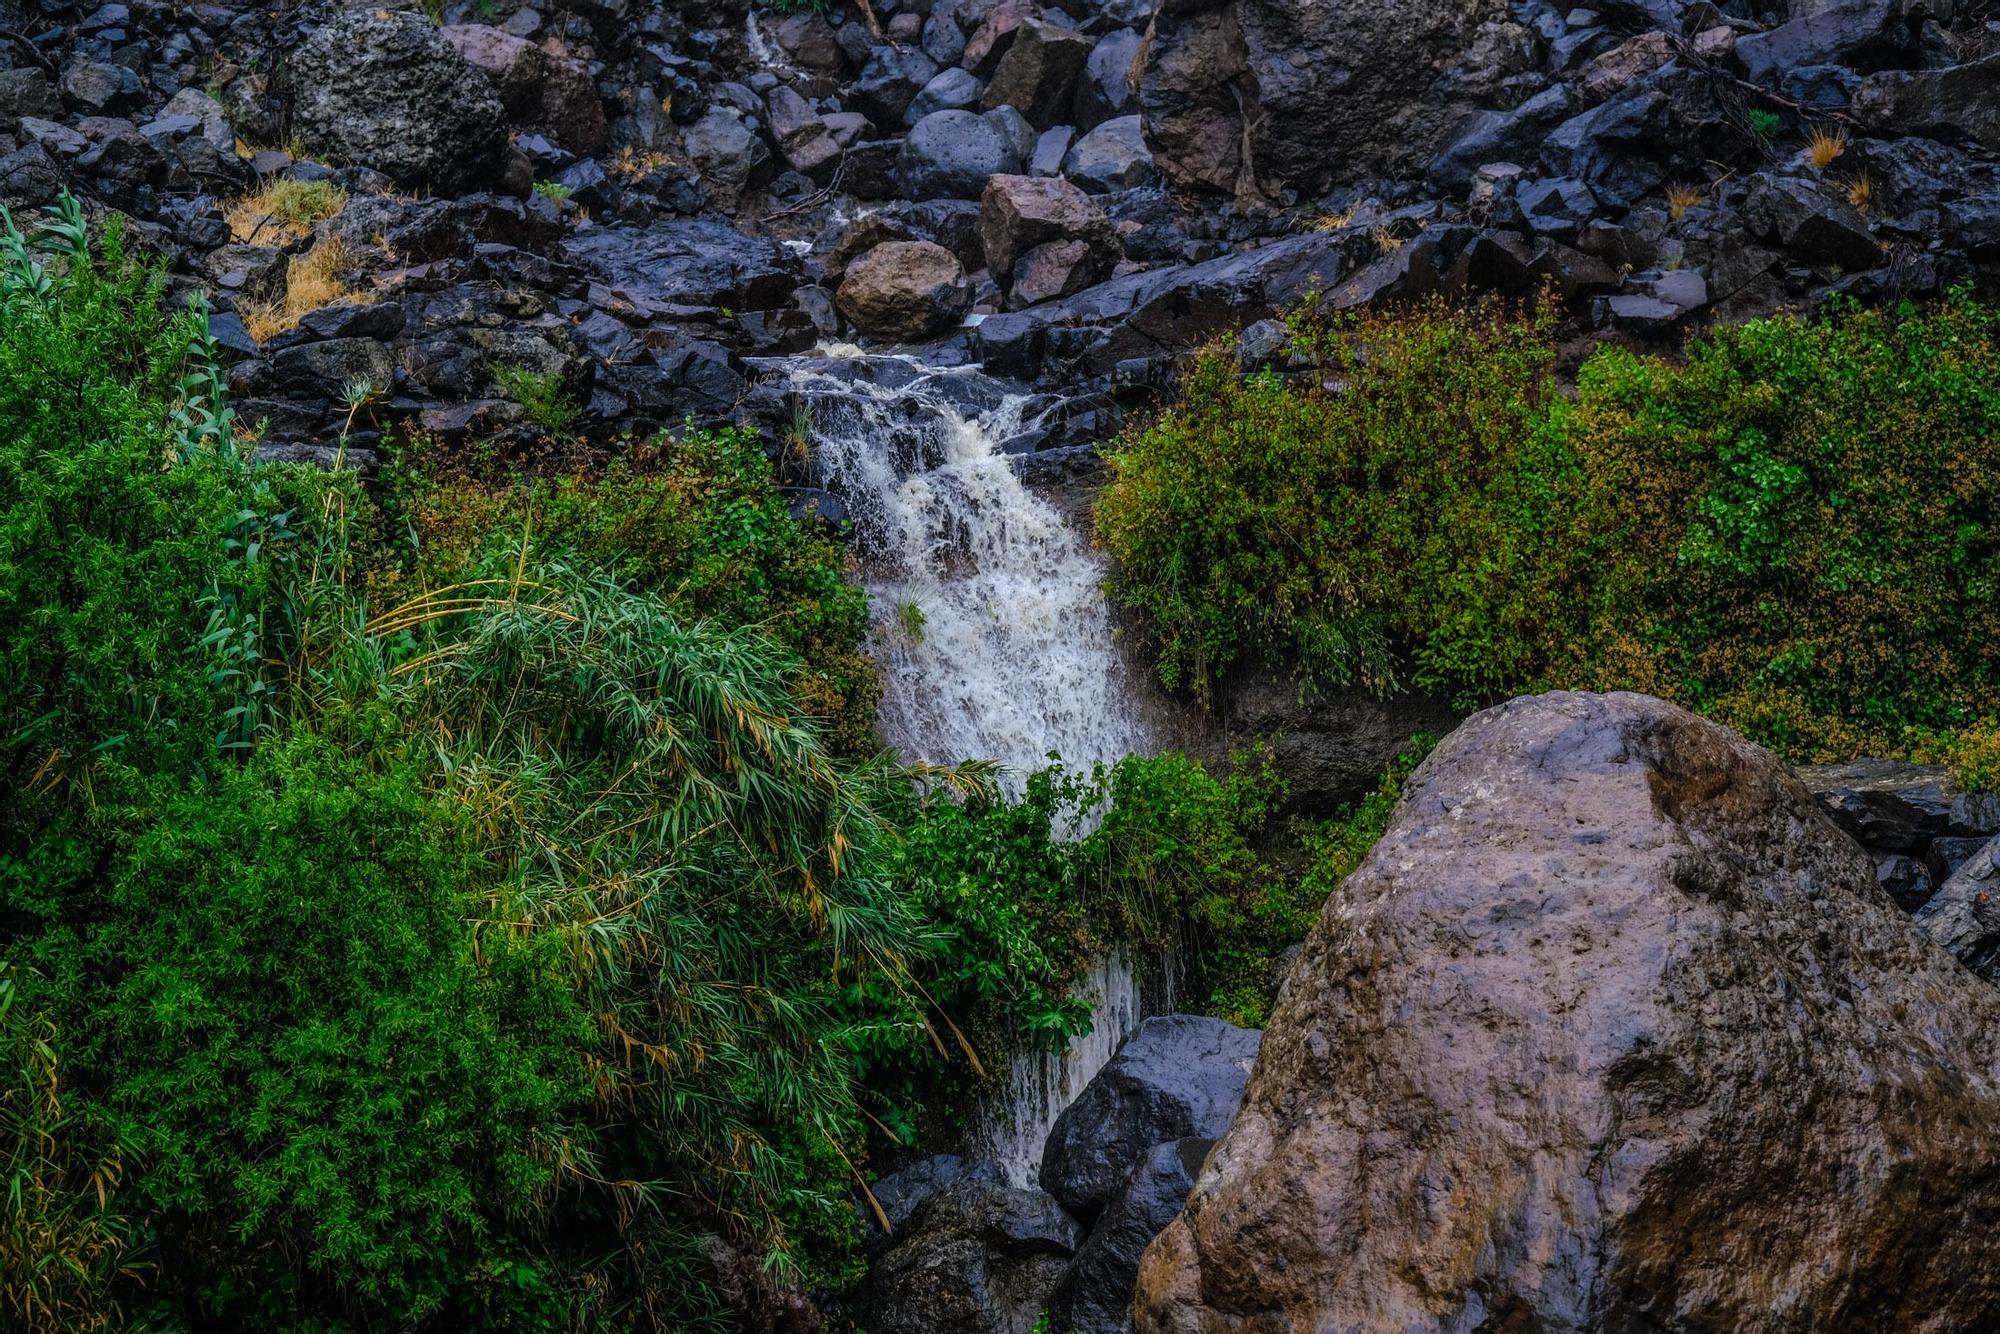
left=780, top=350, right=1164, bottom=1186
left=783, top=353, right=1150, bottom=781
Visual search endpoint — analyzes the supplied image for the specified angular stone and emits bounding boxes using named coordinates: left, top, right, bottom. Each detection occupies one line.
left=836, top=240, right=974, bottom=341
left=1061, top=115, right=1157, bottom=194
left=1048, top=1138, right=1211, bottom=1334
left=291, top=9, right=508, bottom=194
left=865, top=1177, right=1081, bottom=1334
left=1798, top=758, right=2000, bottom=852
left=978, top=173, right=1115, bottom=280
left=980, top=19, right=1096, bottom=130
left=1854, top=53, right=2000, bottom=154
left=1039, top=1015, right=1260, bottom=1221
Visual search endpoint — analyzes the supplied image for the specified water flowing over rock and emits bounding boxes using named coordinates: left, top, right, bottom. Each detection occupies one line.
left=1136, top=691, right=2000, bottom=1333
left=781, top=353, right=1151, bottom=780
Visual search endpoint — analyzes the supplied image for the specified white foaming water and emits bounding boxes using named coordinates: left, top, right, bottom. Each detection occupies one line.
left=785, top=354, right=1151, bottom=782
left=783, top=351, right=1163, bottom=1184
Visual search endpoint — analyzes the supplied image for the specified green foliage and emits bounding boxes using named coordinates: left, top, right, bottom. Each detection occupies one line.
left=492, top=362, right=581, bottom=433
left=0, top=196, right=256, bottom=789
left=1101, top=292, right=2000, bottom=761
left=90, top=737, right=588, bottom=1325
left=1747, top=107, right=1782, bottom=140
left=2, top=967, right=141, bottom=1334
left=531, top=180, right=575, bottom=204
left=378, top=427, right=879, bottom=752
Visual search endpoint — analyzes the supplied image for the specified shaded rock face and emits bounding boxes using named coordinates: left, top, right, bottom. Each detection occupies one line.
left=290, top=9, right=508, bottom=195
left=1135, top=692, right=2000, bottom=1333
left=1204, top=659, right=1459, bottom=813
left=1137, top=0, right=1512, bottom=197
left=1047, top=1137, right=1212, bottom=1334
left=864, top=1177, right=1082, bottom=1334
left=1039, top=1015, right=1259, bottom=1221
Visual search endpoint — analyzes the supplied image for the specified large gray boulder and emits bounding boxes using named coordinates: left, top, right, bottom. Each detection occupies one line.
left=1135, top=0, right=1511, bottom=196
left=1039, top=1015, right=1259, bottom=1221
left=1135, top=692, right=2000, bottom=1332
left=865, top=1176, right=1082, bottom=1334
left=901, top=108, right=1029, bottom=199
left=1061, top=115, right=1157, bottom=194
left=290, top=8, right=508, bottom=194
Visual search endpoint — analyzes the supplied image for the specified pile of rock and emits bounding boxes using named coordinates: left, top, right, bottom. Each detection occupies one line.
left=0, top=0, right=1993, bottom=477
left=863, top=1015, right=1260, bottom=1334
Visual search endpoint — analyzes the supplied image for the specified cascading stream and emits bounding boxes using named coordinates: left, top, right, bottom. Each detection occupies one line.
left=780, top=350, right=1161, bottom=1186
left=785, top=353, right=1151, bottom=783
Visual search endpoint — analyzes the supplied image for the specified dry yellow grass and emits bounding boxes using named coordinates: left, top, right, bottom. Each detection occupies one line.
left=240, top=236, right=370, bottom=342
left=1845, top=173, right=1873, bottom=214
left=1666, top=182, right=1705, bottom=221
left=1309, top=208, right=1355, bottom=232
left=225, top=177, right=347, bottom=245
left=1806, top=128, right=1847, bottom=170
left=1369, top=224, right=1403, bottom=253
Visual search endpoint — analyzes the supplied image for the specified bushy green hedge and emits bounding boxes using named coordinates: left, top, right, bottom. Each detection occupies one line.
left=1099, top=292, right=2000, bottom=761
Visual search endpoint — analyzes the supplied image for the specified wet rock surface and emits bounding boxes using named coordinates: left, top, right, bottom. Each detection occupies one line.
left=1039, top=1015, right=1259, bottom=1221
left=1134, top=691, right=2000, bottom=1332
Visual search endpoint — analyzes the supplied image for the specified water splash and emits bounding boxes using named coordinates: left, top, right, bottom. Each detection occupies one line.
left=783, top=353, right=1151, bottom=782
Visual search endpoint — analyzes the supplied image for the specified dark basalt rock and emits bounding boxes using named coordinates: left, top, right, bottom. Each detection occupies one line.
left=864, top=1177, right=1082, bottom=1334
left=1047, top=1138, right=1213, bottom=1334
left=289, top=8, right=509, bottom=195
left=1797, top=758, right=2000, bottom=852
left=1136, top=692, right=2000, bottom=1332
left=1039, top=1015, right=1260, bottom=1221
left=565, top=217, right=799, bottom=311
left=1917, top=833, right=2000, bottom=982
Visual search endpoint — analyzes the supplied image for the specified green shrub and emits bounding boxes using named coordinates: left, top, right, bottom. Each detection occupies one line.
left=1101, top=293, right=2000, bottom=761
left=84, top=736, right=589, bottom=1326
left=378, top=427, right=879, bottom=753
left=492, top=363, right=581, bottom=433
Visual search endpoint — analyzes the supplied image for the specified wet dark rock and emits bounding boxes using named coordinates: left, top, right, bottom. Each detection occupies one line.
left=1032, top=125, right=1074, bottom=177
left=679, top=105, right=774, bottom=203
left=441, top=24, right=606, bottom=154
left=1048, top=1138, right=1212, bottom=1334
left=1426, top=83, right=1575, bottom=197
left=1799, top=759, right=2000, bottom=853
left=828, top=198, right=987, bottom=281
left=1039, top=1015, right=1260, bottom=1221
left=1137, top=0, right=1513, bottom=197
left=1919, top=834, right=2000, bottom=983
left=980, top=19, right=1094, bottom=129
left=837, top=239, right=974, bottom=340
left=1136, top=691, right=2000, bottom=1333
left=908, top=65, right=984, bottom=123
left=1735, top=0, right=1914, bottom=87
left=1075, top=27, right=1141, bottom=131
left=901, top=107, right=1028, bottom=199
left=290, top=8, right=509, bottom=195
left=864, top=1177, right=1082, bottom=1334
left=850, top=43, right=940, bottom=128
left=1744, top=173, right=1880, bottom=268
left=1061, top=114, right=1156, bottom=194
left=1875, top=851, right=1936, bottom=912
left=0, top=68, right=60, bottom=120
left=566, top=218, right=798, bottom=311
left=1854, top=52, right=2000, bottom=154
left=1929, top=835, right=1995, bottom=884
left=60, top=59, right=142, bottom=115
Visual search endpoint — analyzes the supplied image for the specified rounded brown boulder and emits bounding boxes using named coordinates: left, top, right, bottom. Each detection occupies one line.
left=1135, top=691, right=2000, bottom=1333
left=836, top=240, right=974, bottom=343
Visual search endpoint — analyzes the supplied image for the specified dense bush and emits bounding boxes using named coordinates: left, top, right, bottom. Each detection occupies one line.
left=377, top=430, right=879, bottom=753
left=1100, top=292, right=2000, bottom=761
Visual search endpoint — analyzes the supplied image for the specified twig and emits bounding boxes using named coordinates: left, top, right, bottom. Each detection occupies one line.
left=0, top=27, right=55, bottom=75
left=760, top=156, right=850, bottom=223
